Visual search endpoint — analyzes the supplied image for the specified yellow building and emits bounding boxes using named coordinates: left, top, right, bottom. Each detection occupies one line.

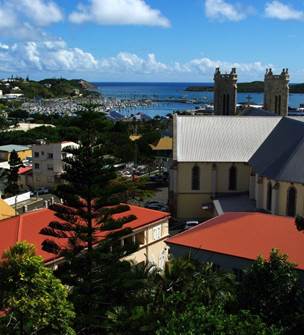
left=250, top=116, right=304, bottom=217
left=170, top=114, right=304, bottom=221
left=169, top=115, right=281, bottom=221
left=150, top=136, right=173, bottom=153
left=0, top=144, right=32, bottom=161
left=0, top=198, right=16, bottom=220
left=0, top=206, right=170, bottom=270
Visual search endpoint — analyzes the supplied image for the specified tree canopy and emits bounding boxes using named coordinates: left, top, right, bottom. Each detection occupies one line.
left=0, top=242, right=75, bottom=335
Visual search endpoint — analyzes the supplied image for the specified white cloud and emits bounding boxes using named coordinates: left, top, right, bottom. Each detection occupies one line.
left=17, top=0, right=64, bottom=26
left=265, top=1, right=304, bottom=20
left=0, top=43, right=9, bottom=50
left=205, top=0, right=251, bottom=21
left=98, top=52, right=168, bottom=74
left=0, top=6, right=17, bottom=29
left=0, top=0, right=63, bottom=40
left=69, top=0, right=170, bottom=27
left=188, top=57, right=268, bottom=73
left=0, top=38, right=272, bottom=80
left=24, top=42, right=42, bottom=70
left=0, top=39, right=98, bottom=74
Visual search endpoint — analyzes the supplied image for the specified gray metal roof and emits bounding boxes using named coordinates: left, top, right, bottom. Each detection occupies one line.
left=250, top=117, right=304, bottom=184
left=287, top=116, right=304, bottom=123
left=174, top=115, right=281, bottom=162
left=0, top=144, right=30, bottom=152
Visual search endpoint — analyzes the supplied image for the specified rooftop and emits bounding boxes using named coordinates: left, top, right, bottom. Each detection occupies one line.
left=213, top=194, right=257, bottom=215
left=0, top=144, right=31, bottom=153
left=0, top=205, right=169, bottom=263
left=150, top=136, right=173, bottom=151
left=18, top=166, right=32, bottom=175
left=174, top=115, right=281, bottom=162
left=250, top=117, right=304, bottom=184
left=166, top=212, right=304, bottom=270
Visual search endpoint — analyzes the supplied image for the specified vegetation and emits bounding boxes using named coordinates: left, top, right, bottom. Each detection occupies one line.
left=0, top=223, right=303, bottom=334
left=0, top=114, right=8, bottom=131
left=0, top=242, right=75, bottom=335
left=238, top=249, right=304, bottom=334
left=0, top=110, right=165, bottom=165
left=0, top=78, right=97, bottom=99
left=40, top=107, right=142, bottom=333
left=1, top=105, right=303, bottom=334
left=156, top=307, right=280, bottom=335
left=4, top=150, right=23, bottom=197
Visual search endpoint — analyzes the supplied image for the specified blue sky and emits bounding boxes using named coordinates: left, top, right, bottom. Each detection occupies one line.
left=0, top=0, right=304, bottom=82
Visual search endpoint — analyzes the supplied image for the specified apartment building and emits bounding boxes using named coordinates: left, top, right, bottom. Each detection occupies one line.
left=32, top=141, right=78, bottom=189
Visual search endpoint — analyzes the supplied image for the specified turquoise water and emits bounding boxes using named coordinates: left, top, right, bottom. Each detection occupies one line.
left=95, top=82, right=304, bottom=117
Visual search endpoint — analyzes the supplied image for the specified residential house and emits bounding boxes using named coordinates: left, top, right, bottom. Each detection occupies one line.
left=0, top=198, right=15, bottom=220
left=0, top=205, right=170, bottom=269
left=166, top=212, right=304, bottom=278
left=0, top=144, right=31, bottom=161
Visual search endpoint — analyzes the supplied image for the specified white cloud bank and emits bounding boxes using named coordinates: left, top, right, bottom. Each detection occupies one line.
left=69, top=0, right=170, bottom=27
left=205, top=0, right=252, bottom=22
left=265, top=1, right=304, bottom=20
left=0, top=39, right=272, bottom=81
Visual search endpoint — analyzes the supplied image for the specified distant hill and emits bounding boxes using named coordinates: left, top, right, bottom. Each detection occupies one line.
left=185, top=82, right=304, bottom=93
left=0, top=78, right=98, bottom=99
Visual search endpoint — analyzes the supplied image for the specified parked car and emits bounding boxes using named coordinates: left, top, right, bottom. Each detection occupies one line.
left=149, top=175, right=164, bottom=182
left=185, top=220, right=199, bottom=230
left=30, top=187, right=49, bottom=196
left=145, top=201, right=168, bottom=212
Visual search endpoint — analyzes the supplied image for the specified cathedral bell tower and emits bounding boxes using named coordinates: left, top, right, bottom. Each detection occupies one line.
left=264, top=68, right=289, bottom=116
left=214, top=67, right=237, bottom=115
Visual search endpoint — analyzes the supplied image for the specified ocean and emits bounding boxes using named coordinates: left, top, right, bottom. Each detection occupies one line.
left=95, top=82, right=304, bottom=117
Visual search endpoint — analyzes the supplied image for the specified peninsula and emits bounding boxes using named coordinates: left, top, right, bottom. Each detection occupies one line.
left=0, top=77, right=98, bottom=99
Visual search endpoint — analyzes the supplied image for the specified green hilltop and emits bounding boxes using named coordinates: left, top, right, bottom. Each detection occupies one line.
left=0, top=78, right=98, bottom=99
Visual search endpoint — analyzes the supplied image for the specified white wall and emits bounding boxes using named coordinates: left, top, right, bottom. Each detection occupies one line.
left=4, top=191, right=31, bottom=206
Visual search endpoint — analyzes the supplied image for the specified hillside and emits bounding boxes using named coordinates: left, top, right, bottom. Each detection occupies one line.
left=0, top=78, right=98, bottom=99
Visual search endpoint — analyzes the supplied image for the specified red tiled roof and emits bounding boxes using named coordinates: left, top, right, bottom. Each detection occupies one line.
left=18, top=166, right=32, bottom=175
left=166, top=212, right=304, bottom=270
left=0, top=205, right=169, bottom=263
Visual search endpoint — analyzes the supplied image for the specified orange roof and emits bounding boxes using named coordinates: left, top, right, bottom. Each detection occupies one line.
left=0, top=205, right=169, bottom=263
left=18, top=166, right=32, bottom=175
left=150, top=137, right=173, bottom=151
left=166, top=212, right=304, bottom=270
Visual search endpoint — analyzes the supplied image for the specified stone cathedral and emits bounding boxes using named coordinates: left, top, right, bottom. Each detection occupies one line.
left=213, top=67, right=290, bottom=116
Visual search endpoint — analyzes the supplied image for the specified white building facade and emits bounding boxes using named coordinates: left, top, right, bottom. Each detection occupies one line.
left=32, top=141, right=78, bottom=189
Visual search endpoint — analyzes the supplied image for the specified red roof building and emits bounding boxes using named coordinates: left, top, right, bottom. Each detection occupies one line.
left=166, top=212, right=304, bottom=272
left=18, top=166, right=32, bottom=175
left=0, top=205, right=170, bottom=268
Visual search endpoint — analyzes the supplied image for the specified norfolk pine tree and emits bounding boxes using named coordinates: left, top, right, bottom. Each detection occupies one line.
left=40, top=107, right=139, bottom=333
left=4, top=149, right=23, bottom=197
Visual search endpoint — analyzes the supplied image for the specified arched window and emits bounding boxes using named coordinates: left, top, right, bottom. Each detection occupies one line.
left=267, top=182, right=272, bottom=211
left=192, top=165, right=200, bottom=191
left=229, top=165, right=237, bottom=191
left=287, top=187, right=297, bottom=217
